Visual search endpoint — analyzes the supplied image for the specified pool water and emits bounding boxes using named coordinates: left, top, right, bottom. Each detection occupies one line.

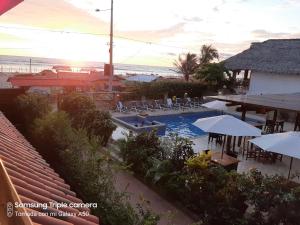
left=148, top=111, right=222, bottom=138
left=115, top=111, right=262, bottom=138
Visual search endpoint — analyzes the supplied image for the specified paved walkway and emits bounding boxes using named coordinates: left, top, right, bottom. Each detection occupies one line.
left=114, top=171, right=196, bottom=225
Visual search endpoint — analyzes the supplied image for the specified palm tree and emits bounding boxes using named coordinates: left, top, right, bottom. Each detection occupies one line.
left=199, top=45, right=219, bottom=67
left=173, top=53, right=198, bottom=81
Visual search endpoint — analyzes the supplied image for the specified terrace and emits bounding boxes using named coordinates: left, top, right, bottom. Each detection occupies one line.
left=111, top=98, right=300, bottom=183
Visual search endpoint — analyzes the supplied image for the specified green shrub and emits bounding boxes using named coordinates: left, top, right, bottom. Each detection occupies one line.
left=31, top=112, right=159, bottom=225
left=161, top=133, right=194, bottom=171
left=83, top=109, right=117, bottom=146
left=240, top=169, right=300, bottom=225
left=118, top=132, right=299, bottom=225
left=31, top=111, right=73, bottom=162
left=122, top=80, right=208, bottom=100
left=194, top=62, right=227, bottom=88
left=60, top=93, right=116, bottom=146
left=16, top=93, right=51, bottom=133
left=118, top=131, right=165, bottom=176
left=59, top=93, right=96, bottom=124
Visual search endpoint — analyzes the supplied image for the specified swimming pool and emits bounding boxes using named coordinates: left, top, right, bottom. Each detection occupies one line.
left=147, top=111, right=222, bottom=137
left=115, top=111, right=263, bottom=138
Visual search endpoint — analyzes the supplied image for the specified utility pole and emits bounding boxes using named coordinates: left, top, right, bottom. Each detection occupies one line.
left=108, top=0, right=114, bottom=92
left=29, top=58, right=32, bottom=73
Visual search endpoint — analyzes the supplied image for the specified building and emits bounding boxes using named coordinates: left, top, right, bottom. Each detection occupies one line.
left=125, top=74, right=158, bottom=83
left=224, top=39, right=300, bottom=95
left=0, top=111, right=99, bottom=225
left=8, top=70, right=125, bottom=92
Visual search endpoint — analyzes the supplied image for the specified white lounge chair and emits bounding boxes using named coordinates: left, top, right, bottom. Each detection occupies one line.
left=116, top=101, right=128, bottom=113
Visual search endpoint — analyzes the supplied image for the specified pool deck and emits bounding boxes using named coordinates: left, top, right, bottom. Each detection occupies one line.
left=112, top=106, right=213, bottom=118
left=111, top=107, right=300, bottom=183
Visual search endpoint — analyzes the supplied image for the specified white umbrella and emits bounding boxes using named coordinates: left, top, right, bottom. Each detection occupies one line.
left=249, top=132, right=300, bottom=178
left=202, top=100, right=228, bottom=111
left=193, top=115, right=261, bottom=158
left=193, top=115, right=261, bottom=137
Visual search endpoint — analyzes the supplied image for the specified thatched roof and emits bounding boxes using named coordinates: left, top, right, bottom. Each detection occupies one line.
left=223, top=39, right=300, bottom=75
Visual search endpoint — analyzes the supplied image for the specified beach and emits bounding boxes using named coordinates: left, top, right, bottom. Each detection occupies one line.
left=0, top=55, right=178, bottom=77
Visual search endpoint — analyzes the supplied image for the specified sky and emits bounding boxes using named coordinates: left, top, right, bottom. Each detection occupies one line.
left=0, top=0, right=300, bottom=66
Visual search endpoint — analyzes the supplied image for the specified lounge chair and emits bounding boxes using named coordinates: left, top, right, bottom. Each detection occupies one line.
left=141, top=100, right=155, bottom=111
left=192, top=97, right=201, bottom=107
left=128, top=101, right=140, bottom=112
left=161, top=98, right=180, bottom=110
left=154, top=100, right=164, bottom=110
left=116, top=101, right=129, bottom=113
left=181, top=97, right=194, bottom=109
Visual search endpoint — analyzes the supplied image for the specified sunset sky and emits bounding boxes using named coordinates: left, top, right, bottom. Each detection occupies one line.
left=1, top=0, right=300, bottom=66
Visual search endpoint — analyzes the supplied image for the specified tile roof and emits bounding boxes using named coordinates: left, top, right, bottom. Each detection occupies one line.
left=8, top=71, right=123, bottom=87
left=0, top=111, right=100, bottom=225
left=223, top=39, right=300, bottom=75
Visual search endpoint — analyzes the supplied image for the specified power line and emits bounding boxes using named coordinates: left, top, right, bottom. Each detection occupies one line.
left=0, top=25, right=199, bottom=51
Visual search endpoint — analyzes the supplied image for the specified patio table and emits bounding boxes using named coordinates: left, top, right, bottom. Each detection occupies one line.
left=210, top=152, right=240, bottom=171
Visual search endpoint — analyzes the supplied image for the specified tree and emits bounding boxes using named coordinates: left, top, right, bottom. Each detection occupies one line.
left=199, top=44, right=219, bottom=67
left=173, top=52, right=198, bottom=81
left=32, top=111, right=159, bottom=225
left=195, top=63, right=227, bottom=87
left=60, top=93, right=116, bottom=146
left=16, top=93, right=51, bottom=133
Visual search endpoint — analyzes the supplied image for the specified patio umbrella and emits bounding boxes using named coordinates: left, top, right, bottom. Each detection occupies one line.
left=202, top=100, right=228, bottom=111
left=249, top=132, right=300, bottom=179
left=193, top=115, right=261, bottom=158
left=193, top=115, right=261, bottom=137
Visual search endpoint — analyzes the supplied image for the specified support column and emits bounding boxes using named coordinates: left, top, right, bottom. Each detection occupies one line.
left=238, top=107, right=247, bottom=147
left=272, top=110, right=278, bottom=133
left=243, top=70, right=249, bottom=86
left=272, top=110, right=278, bottom=122
left=294, top=113, right=300, bottom=131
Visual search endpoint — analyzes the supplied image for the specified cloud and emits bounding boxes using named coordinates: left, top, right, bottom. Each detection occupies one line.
left=213, top=6, right=219, bottom=12
left=116, top=22, right=186, bottom=43
left=219, top=52, right=233, bottom=60
left=182, top=16, right=203, bottom=22
left=166, top=52, right=177, bottom=56
left=0, top=0, right=109, bottom=33
left=251, top=29, right=299, bottom=39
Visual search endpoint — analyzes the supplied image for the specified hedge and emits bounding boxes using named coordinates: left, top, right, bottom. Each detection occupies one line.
left=122, top=80, right=210, bottom=100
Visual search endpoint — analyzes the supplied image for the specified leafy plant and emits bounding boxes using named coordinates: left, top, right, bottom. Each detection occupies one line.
left=122, top=80, right=208, bottom=101
left=118, top=131, right=165, bottom=176
left=173, top=52, right=199, bottom=81
left=186, top=151, right=212, bottom=170
left=195, top=63, right=227, bottom=88
left=60, top=93, right=116, bottom=146
left=31, top=111, right=159, bottom=225
left=199, top=44, right=219, bottom=66
left=162, top=133, right=194, bottom=171
left=16, top=93, right=51, bottom=133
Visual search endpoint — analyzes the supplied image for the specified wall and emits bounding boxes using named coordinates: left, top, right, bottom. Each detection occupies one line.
left=248, top=72, right=300, bottom=94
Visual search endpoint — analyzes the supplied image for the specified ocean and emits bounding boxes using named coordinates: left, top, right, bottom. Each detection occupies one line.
left=0, top=55, right=179, bottom=77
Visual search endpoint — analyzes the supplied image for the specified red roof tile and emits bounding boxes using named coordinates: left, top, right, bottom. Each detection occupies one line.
left=8, top=71, right=123, bottom=87
left=0, top=112, right=100, bottom=225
